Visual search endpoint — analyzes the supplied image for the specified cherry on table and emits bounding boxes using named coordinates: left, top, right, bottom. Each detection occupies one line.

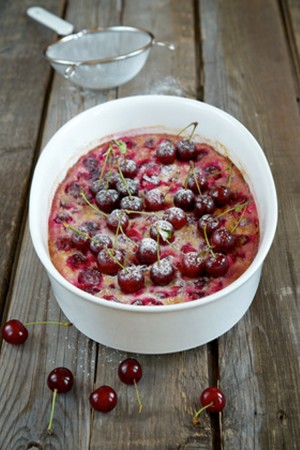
left=47, top=367, right=74, bottom=434
left=118, top=358, right=143, bottom=413
left=193, top=386, right=226, bottom=424
left=1, top=319, right=72, bottom=345
left=118, top=358, right=143, bottom=384
left=1, top=319, right=28, bottom=345
left=117, top=267, right=145, bottom=293
left=89, top=385, right=118, bottom=413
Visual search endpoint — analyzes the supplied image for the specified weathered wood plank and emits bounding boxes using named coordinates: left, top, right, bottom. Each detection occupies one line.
left=0, top=0, right=214, bottom=449
left=0, top=0, right=66, bottom=318
left=0, top=1, right=122, bottom=448
left=200, top=0, right=300, bottom=448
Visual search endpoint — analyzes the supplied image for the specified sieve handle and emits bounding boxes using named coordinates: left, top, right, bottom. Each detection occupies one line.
left=26, top=6, right=74, bottom=36
left=153, top=41, right=176, bottom=51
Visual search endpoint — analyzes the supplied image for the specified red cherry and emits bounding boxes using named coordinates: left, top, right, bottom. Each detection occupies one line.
left=119, top=159, right=138, bottom=178
left=200, top=386, right=226, bottom=412
left=144, top=188, right=165, bottom=211
left=118, top=358, right=143, bottom=385
left=163, top=207, right=187, bottom=230
left=118, top=358, right=143, bottom=413
left=193, top=386, right=226, bottom=424
left=136, top=238, right=158, bottom=265
left=1, top=320, right=72, bottom=346
left=204, top=252, right=229, bottom=277
left=1, top=319, right=28, bottom=345
left=173, top=188, right=195, bottom=211
left=180, top=252, right=204, bottom=278
left=47, top=367, right=74, bottom=393
left=156, top=139, right=176, bottom=164
left=47, top=367, right=74, bottom=434
left=176, top=138, right=198, bottom=161
left=89, top=385, right=118, bottom=412
left=209, top=185, right=231, bottom=207
left=97, top=249, right=124, bottom=275
left=117, top=267, right=145, bottom=293
left=150, top=258, right=176, bottom=286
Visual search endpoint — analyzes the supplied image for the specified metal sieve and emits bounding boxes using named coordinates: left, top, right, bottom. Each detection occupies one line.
left=27, top=7, right=175, bottom=90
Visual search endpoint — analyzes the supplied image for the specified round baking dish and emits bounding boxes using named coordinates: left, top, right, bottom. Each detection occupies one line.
left=29, top=95, right=277, bottom=354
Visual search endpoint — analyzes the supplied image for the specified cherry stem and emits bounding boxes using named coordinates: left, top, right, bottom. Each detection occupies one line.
left=192, top=401, right=214, bottom=425
left=203, top=225, right=215, bottom=257
left=99, top=145, right=113, bottom=182
left=134, top=379, right=143, bottom=414
left=191, top=161, right=202, bottom=194
left=124, top=209, right=163, bottom=217
left=227, top=163, right=233, bottom=188
left=231, top=201, right=249, bottom=233
left=105, top=155, right=115, bottom=190
left=184, top=165, right=192, bottom=189
left=177, top=121, right=198, bottom=141
left=106, top=248, right=128, bottom=272
left=113, top=212, right=124, bottom=249
left=24, top=321, right=72, bottom=327
left=164, top=177, right=177, bottom=197
left=156, top=229, right=161, bottom=265
left=47, top=388, right=58, bottom=434
left=215, top=200, right=249, bottom=219
left=80, top=191, right=108, bottom=217
left=117, top=164, right=133, bottom=199
left=112, top=139, right=127, bottom=155
left=206, top=165, right=232, bottom=180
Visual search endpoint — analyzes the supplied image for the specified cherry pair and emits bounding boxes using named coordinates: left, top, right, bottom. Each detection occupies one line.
left=89, top=358, right=143, bottom=413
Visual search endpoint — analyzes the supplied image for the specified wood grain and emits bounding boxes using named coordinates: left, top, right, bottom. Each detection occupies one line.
left=0, top=0, right=66, bottom=318
left=1, top=0, right=300, bottom=448
left=199, top=0, right=300, bottom=448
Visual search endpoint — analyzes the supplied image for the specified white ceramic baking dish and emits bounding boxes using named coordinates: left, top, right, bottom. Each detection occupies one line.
left=29, top=95, right=277, bottom=354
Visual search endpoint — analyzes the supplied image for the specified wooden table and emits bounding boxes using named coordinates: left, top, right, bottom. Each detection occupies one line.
left=1, top=1, right=299, bottom=449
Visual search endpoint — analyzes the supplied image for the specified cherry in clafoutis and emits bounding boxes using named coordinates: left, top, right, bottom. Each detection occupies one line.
left=192, top=386, right=226, bottom=425
left=47, top=367, right=74, bottom=434
left=156, top=139, right=177, bottom=164
left=1, top=319, right=72, bottom=345
left=118, top=358, right=143, bottom=413
left=202, top=225, right=229, bottom=278
left=176, top=122, right=199, bottom=161
left=89, top=385, right=118, bottom=413
left=179, top=252, right=204, bottom=278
